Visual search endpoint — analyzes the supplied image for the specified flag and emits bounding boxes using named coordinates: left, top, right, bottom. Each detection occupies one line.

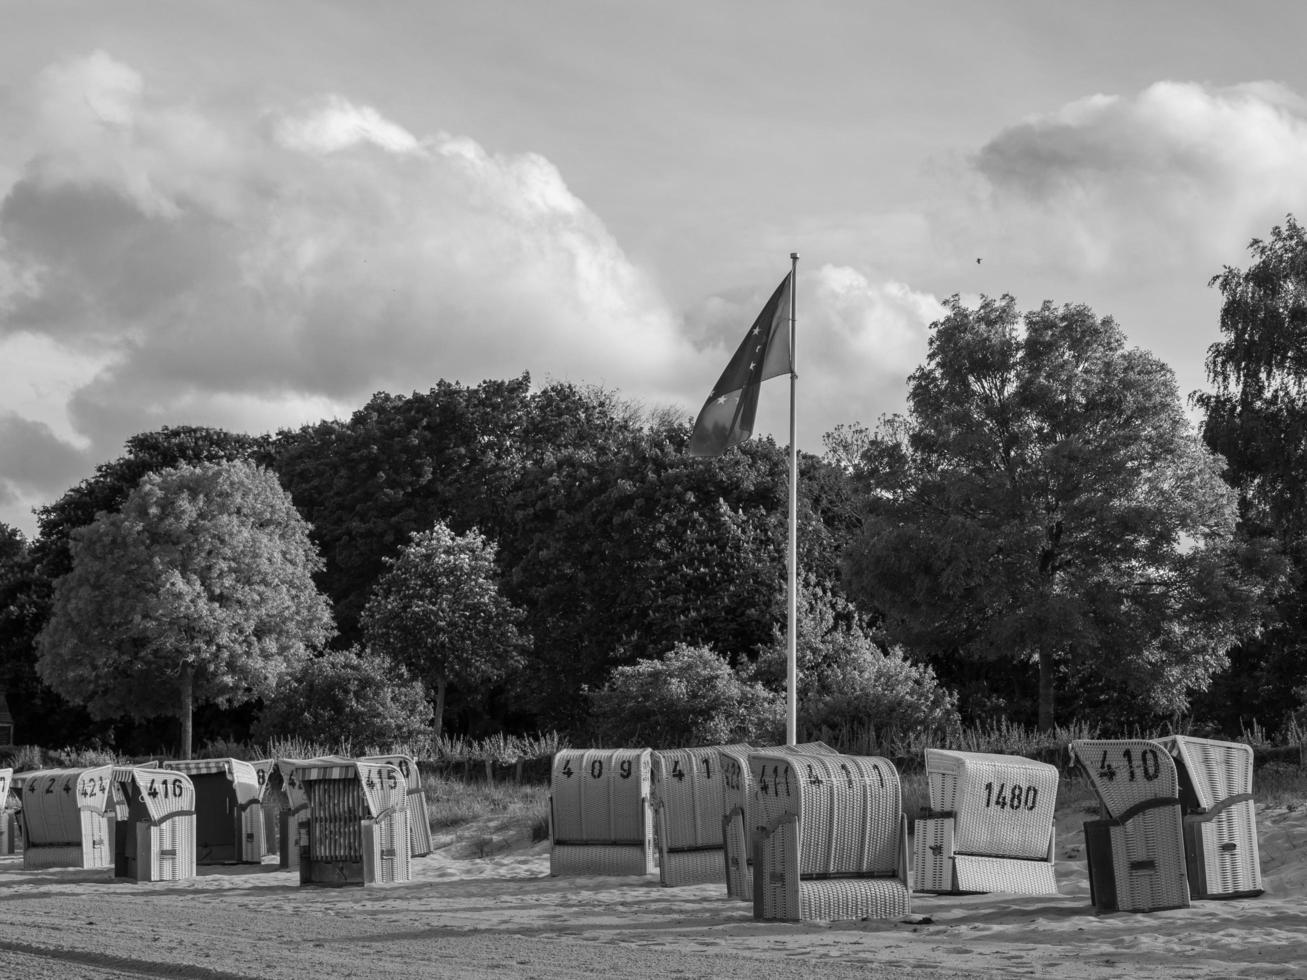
left=687, top=272, right=793, bottom=457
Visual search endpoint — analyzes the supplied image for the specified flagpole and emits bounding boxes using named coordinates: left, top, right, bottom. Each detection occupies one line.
left=786, top=251, right=799, bottom=746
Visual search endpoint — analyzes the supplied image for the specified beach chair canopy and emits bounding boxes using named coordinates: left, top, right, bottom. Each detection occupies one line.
left=165, top=758, right=261, bottom=808
left=292, top=760, right=409, bottom=820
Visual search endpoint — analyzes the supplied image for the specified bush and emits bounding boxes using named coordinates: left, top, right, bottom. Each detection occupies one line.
left=253, top=647, right=432, bottom=747
left=588, top=643, right=782, bottom=748
left=754, top=580, right=959, bottom=751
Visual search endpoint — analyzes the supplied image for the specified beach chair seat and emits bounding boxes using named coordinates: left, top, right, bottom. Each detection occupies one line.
left=1156, top=735, right=1262, bottom=899
left=719, top=741, right=835, bottom=901
left=1070, top=739, right=1189, bottom=912
left=549, top=748, right=655, bottom=876
left=651, top=744, right=747, bottom=887
left=914, top=749, right=1059, bottom=895
left=751, top=751, right=911, bottom=922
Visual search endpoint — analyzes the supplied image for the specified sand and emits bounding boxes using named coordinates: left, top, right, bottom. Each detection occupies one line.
left=2, top=805, right=1306, bottom=979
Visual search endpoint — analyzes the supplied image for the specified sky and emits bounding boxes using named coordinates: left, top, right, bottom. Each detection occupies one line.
left=4, top=1, right=1307, bottom=537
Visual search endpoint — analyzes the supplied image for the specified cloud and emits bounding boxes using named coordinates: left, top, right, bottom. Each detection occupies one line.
left=0, top=51, right=949, bottom=535
left=953, top=81, right=1307, bottom=278
left=0, top=413, right=89, bottom=512
left=0, top=51, right=698, bottom=524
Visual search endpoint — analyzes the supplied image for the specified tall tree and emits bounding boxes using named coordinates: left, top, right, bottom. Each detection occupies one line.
left=361, top=521, right=529, bottom=735
left=842, top=295, right=1278, bottom=731
left=1193, top=215, right=1307, bottom=726
left=36, top=460, right=333, bottom=758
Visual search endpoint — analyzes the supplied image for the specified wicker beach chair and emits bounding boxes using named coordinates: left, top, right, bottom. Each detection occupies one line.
left=719, top=741, right=835, bottom=901
left=109, top=766, right=198, bottom=882
left=1070, top=738, right=1190, bottom=912
left=164, top=758, right=266, bottom=864
left=1156, top=735, right=1262, bottom=900
left=651, top=744, right=748, bottom=887
left=18, top=767, right=115, bottom=870
left=751, top=750, right=911, bottom=922
left=358, top=753, right=432, bottom=858
left=269, top=755, right=351, bottom=869
left=0, top=767, right=14, bottom=855
left=914, top=749, right=1059, bottom=895
left=549, top=748, right=655, bottom=876
left=292, top=759, right=412, bottom=886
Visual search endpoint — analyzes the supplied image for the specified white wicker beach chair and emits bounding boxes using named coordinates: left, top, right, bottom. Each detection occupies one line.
left=164, top=758, right=265, bottom=864
left=1070, top=738, right=1190, bottom=912
left=1156, top=735, right=1262, bottom=900
left=549, top=748, right=655, bottom=876
left=18, top=767, right=115, bottom=870
left=719, top=741, right=835, bottom=901
left=751, top=751, right=911, bottom=922
left=651, top=744, right=747, bottom=887
left=358, top=753, right=432, bottom=858
left=292, top=759, right=412, bottom=886
left=913, top=749, right=1059, bottom=895
left=110, top=766, right=198, bottom=882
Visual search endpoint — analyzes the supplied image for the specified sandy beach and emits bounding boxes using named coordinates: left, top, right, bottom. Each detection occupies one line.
left=1, top=804, right=1306, bottom=979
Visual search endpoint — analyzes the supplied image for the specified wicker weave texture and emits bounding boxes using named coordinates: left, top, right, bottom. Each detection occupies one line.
left=953, top=855, right=1059, bottom=895
left=1106, top=808, right=1190, bottom=911
left=752, top=752, right=910, bottom=921
left=137, top=817, right=196, bottom=882
left=719, top=742, right=836, bottom=899
left=362, top=811, right=413, bottom=884
left=550, top=843, right=654, bottom=876
left=1070, top=739, right=1179, bottom=819
left=926, top=750, right=1058, bottom=859
left=912, top=816, right=953, bottom=893
left=653, top=745, right=744, bottom=850
left=550, top=748, right=651, bottom=844
left=1187, top=801, right=1262, bottom=897
left=1157, top=736, right=1253, bottom=812
left=659, top=847, right=726, bottom=887
left=549, top=748, right=654, bottom=876
left=359, top=753, right=432, bottom=858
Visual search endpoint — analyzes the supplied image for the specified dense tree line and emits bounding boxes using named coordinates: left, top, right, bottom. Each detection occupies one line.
left=4, top=218, right=1307, bottom=752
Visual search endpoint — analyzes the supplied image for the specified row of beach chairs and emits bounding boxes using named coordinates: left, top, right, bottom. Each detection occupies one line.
left=0, top=753, right=432, bottom=886
left=548, top=736, right=1263, bottom=918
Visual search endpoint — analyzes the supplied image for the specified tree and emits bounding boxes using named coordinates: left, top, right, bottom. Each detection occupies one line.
left=361, top=521, right=529, bottom=735
left=500, top=419, right=849, bottom=729
left=752, top=580, right=958, bottom=749
left=588, top=643, right=782, bottom=748
left=252, top=647, right=432, bottom=748
left=36, top=460, right=333, bottom=758
left=842, top=295, right=1278, bottom=731
left=1193, top=215, right=1307, bottom=728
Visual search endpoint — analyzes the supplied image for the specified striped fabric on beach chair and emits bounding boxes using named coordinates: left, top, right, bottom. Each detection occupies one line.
left=549, top=748, right=655, bottom=877
left=719, top=741, right=835, bottom=901
left=1156, top=735, right=1262, bottom=900
left=1070, top=739, right=1190, bottom=912
left=651, top=744, right=747, bottom=887
left=751, top=751, right=911, bottom=922
left=914, top=749, right=1059, bottom=895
